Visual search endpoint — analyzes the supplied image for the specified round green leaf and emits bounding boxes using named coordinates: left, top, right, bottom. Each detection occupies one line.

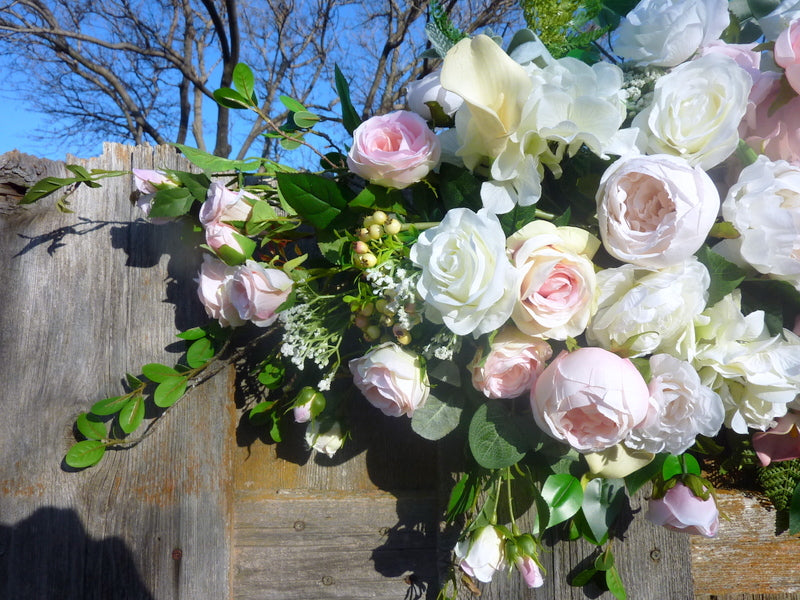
left=90, top=395, right=128, bottom=416
left=119, top=395, right=145, bottom=434
left=411, top=393, right=462, bottom=441
left=142, top=363, right=179, bottom=383
left=540, top=473, right=583, bottom=528
left=176, top=327, right=207, bottom=341
left=76, top=413, right=107, bottom=441
left=154, top=376, right=188, bottom=408
left=186, top=337, right=214, bottom=368
left=468, top=403, right=528, bottom=469
left=65, top=440, right=106, bottom=469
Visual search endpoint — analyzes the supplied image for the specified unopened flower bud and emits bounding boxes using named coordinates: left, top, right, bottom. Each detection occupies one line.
left=384, top=218, right=401, bottom=235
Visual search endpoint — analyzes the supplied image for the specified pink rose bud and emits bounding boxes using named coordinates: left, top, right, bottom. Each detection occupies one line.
left=349, top=342, right=429, bottom=417
left=200, top=181, right=254, bottom=227
left=195, top=254, right=245, bottom=328
left=775, top=18, right=800, bottom=96
left=752, top=412, right=800, bottom=467
left=132, top=169, right=174, bottom=194
left=646, top=482, right=719, bottom=537
left=347, top=110, right=441, bottom=189
left=515, top=556, right=544, bottom=589
left=204, top=221, right=247, bottom=256
left=454, top=526, right=506, bottom=583
left=229, top=260, right=293, bottom=327
left=531, top=348, right=651, bottom=453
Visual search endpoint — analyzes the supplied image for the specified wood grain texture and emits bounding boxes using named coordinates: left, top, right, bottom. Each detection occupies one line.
left=0, top=144, right=235, bottom=600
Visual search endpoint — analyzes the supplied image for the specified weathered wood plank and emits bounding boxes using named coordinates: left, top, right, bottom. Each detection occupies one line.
left=0, top=143, right=235, bottom=600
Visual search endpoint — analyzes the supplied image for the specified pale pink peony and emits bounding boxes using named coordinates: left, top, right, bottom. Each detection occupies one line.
left=775, top=19, right=800, bottom=95
left=752, top=412, right=800, bottom=466
left=469, top=328, right=552, bottom=399
left=229, top=260, right=293, bottom=327
left=196, top=254, right=244, bottom=328
left=347, top=110, right=441, bottom=189
left=530, top=348, right=651, bottom=453
left=349, top=343, right=429, bottom=417
left=646, top=482, right=719, bottom=537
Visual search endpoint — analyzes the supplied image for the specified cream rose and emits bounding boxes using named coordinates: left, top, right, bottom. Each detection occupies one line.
left=349, top=342, right=429, bottom=418
left=586, top=259, right=710, bottom=357
left=632, top=53, right=752, bottom=170
left=469, top=327, right=553, bottom=399
left=507, top=220, right=600, bottom=340
left=596, top=154, right=720, bottom=268
left=410, top=208, right=517, bottom=336
left=530, top=348, right=651, bottom=453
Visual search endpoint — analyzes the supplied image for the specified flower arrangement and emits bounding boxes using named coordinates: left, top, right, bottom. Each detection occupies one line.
left=24, top=0, right=800, bottom=597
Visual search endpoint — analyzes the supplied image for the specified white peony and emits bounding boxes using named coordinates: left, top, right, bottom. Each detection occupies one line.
left=586, top=259, right=710, bottom=357
left=691, top=291, right=800, bottom=433
left=614, top=0, right=730, bottom=67
left=627, top=353, right=725, bottom=454
left=410, top=208, right=517, bottom=337
left=632, top=53, right=752, bottom=170
left=596, top=154, right=720, bottom=268
left=720, top=156, right=800, bottom=292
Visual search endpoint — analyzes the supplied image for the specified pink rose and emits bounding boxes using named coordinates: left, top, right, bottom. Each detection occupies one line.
left=646, top=482, right=719, bottom=537
left=347, top=110, right=441, bottom=189
left=469, top=327, right=552, bottom=399
left=697, top=40, right=762, bottom=78
left=775, top=19, right=800, bottom=95
left=507, top=220, right=600, bottom=340
left=752, top=412, right=800, bottom=466
left=199, top=181, right=253, bottom=227
left=132, top=169, right=176, bottom=224
left=740, top=74, right=800, bottom=165
left=454, top=526, right=505, bottom=583
left=515, top=556, right=544, bottom=589
left=530, top=348, right=651, bottom=452
left=596, top=154, right=720, bottom=268
left=196, top=254, right=244, bottom=327
left=204, top=221, right=248, bottom=256
left=230, top=260, right=293, bottom=327
left=349, top=342, right=429, bottom=417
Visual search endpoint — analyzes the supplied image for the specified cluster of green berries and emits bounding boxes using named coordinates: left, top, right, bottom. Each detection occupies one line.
left=352, top=210, right=402, bottom=269
left=352, top=298, right=415, bottom=345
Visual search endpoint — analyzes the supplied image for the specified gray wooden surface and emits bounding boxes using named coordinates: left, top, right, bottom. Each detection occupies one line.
left=0, top=144, right=794, bottom=600
left=0, top=143, right=234, bottom=600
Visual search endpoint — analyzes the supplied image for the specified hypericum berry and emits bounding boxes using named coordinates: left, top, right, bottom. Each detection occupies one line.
left=353, top=240, right=370, bottom=254
left=364, top=324, right=381, bottom=341
left=360, top=302, right=375, bottom=317
left=379, top=314, right=394, bottom=327
left=356, top=253, right=377, bottom=268
left=357, top=227, right=370, bottom=242
left=393, top=325, right=411, bottom=345
left=371, top=210, right=388, bottom=225
left=362, top=214, right=375, bottom=228
left=384, top=217, right=401, bottom=235
left=354, top=314, right=370, bottom=329
left=375, top=298, right=391, bottom=315
left=368, top=224, right=383, bottom=240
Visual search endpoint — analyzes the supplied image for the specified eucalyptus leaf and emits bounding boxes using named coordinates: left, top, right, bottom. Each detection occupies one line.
left=232, top=62, right=257, bottom=104
left=292, top=110, right=320, bottom=129
left=213, top=87, right=252, bottom=110
left=76, top=413, right=107, bottom=441
left=468, top=403, right=528, bottom=470
left=65, top=440, right=106, bottom=469
left=119, top=395, right=145, bottom=434
left=279, top=95, right=307, bottom=113
left=411, top=393, right=462, bottom=441
left=153, top=376, right=188, bottom=408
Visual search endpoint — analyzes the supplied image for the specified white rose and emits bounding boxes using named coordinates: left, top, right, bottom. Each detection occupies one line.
left=596, top=154, right=720, bottom=268
left=507, top=220, right=600, bottom=340
left=632, top=53, right=752, bottom=170
left=627, top=354, right=725, bottom=455
left=410, top=208, right=517, bottom=336
left=614, top=0, right=730, bottom=67
left=406, top=69, right=464, bottom=120
left=586, top=259, right=710, bottom=357
left=454, top=526, right=506, bottom=583
left=691, top=291, right=800, bottom=433
left=349, top=342, right=429, bottom=417
left=720, top=156, right=800, bottom=291
left=304, top=420, right=345, bottom=458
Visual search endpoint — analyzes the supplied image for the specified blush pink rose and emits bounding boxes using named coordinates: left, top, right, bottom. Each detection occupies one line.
left=752, top=411, right=800, bottom=466
left=347, top=110, right=441, bottom=189
left=507, top=220, right=600, bottom=340
left=530, top=348, right=651, bottom=452
left=646, top=482, right=719, bottom=537
left=515, top=556, right=544, bottom=589
left=199, top=181, right=254, bottom=227
left=469, top=327, right=552, bottom=399
left=229, top=260, right=293, bottom=327
left=205, top=221, right=248, bottom=256
left=775, top=19, right=800, bottom=95
left=740, top=73, right=800, bottom=165
left=196, top=254, right=245, bottom=327
left=349, top=342, right=430, bottom=417
left=132, top=169, right=177, bottom=224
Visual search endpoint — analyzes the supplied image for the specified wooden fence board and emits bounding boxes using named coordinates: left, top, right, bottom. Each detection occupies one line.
left=0, top=144, right=235, bottom=600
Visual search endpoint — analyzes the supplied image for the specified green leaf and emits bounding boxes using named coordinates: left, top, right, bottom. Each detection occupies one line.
left=317, top=235, right=348, bottom=266
left=232, top=63, right=257, bottom=104
left=438, top=163, right=482, bottom=212
left=747, top=0, right=782, bottom=19
left=695, top=245, right=748, bottom=308
left=789, top=479, right=800, bottom=535
left=148, top=187, right=195, bottom=218
left=334, top=64, right=362, bottom=135
left=411, top=393, right=463, bottom=441
left=153, top=376, right=188, bottom=408
left=142, top=363, right=179, bottom=383
left=168, top=170, right=211, bottom=203
left=540, top=473, right=584, bottom=528
left=625, top=453, right=667, bottom=495
left=76, top=413, right=107, bottom=441
left=257, top=363, right=284, bottom=388
left=570, top=568, right=597, bottom=587
left=279, top=95, right=307, bottom=113
left=173, top=143, right=261, bottom=173
left=249, top=400, right=276, bottom=425
left=594, top=548, right=615, bottom=571
left=581, top=478, right=627, bottom=544
left=468, top=403, right=528, bottom=469
left=276, top=172, right=347, bottom=230
left=20, top=176, right=78, bottom=204
left=65, top=440, right=106, bottom=469
left=176, top=327, right=208, bottom=341
left=119, top=395, right=145, bottom=434
left=213, top=87, right=252, bottom=110
left=446, top=472, right=480, bottom=521
left=186, top=337, right=214, bottom=368
left=606, top=565, right=627, bottom=600
left=292, top=110, right=320, bottom=129
left=90, top=395, right=129, bottom=416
